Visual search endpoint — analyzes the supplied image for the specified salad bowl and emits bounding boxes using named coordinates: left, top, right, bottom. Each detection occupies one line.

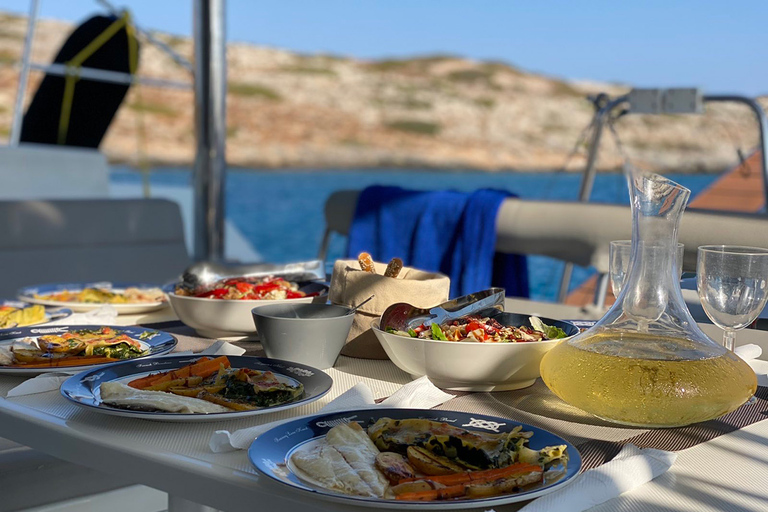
left=166, top=281, right=328, bottom=339
left=373, top=312, right=578, bottom=391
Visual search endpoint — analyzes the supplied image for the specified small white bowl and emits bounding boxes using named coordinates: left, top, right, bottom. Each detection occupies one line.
left=372, top=313, right=578, bottom=392
left=166, top=282, right=328, bottom=339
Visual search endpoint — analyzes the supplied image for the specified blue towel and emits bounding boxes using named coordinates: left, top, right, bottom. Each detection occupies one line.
left=346, top=186, right=529, bottom=298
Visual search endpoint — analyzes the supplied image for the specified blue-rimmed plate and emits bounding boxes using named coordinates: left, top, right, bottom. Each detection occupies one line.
left=0, top=300, right=72, bottom=332
left=249, top=408, right=581, bottom=509
left=61, top=355, right=333, bottom=422
left=18, top=282, right=167, bottom=314
left=0, top=325, right=177, bottom=376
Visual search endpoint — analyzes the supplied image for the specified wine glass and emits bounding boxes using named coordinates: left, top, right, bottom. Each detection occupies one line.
left=697, top=245, right=768, bottom=351
left=609, top=240, right=684, bottom=298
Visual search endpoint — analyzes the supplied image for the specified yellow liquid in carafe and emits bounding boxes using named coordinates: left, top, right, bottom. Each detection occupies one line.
left=540, top=333, right=757, bottom=427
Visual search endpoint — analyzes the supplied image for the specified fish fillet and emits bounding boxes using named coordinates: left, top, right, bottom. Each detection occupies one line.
left=291, top=444, right=376, bottom=497
left=100, top=381, right=229, bottom=414
left=326, top=423, right=389, bottom=497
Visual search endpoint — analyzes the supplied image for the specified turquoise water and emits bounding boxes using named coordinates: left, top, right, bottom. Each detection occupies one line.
left=110, top=167, right=718, bottom=300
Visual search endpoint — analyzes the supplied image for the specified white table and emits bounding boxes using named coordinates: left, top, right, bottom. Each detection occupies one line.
left=0, top=315, right=766, bottom=512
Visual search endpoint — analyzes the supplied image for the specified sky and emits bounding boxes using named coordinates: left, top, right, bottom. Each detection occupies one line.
left=1, top=0, right=765, bottom=96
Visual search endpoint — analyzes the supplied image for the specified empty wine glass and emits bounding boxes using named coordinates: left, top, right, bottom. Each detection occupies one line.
left=610, top=240, right=684, bottom=298
left=697, top=245, right=768, bottom=351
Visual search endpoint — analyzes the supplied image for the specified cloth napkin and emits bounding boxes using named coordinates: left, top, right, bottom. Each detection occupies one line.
left=517, top=444, right=677, bottom=512
left=209, top=375, right=455, bottom=452
left=735, top=343, right=762, bottom=361
left=3, top=340, right=246, bottom=398
left=346, top=186, right=529, bottom=298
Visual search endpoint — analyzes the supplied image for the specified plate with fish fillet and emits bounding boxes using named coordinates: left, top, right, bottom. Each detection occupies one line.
left=0, top=325, right=176, bottom=376
left=249, top=408, right=581, bottom=509
left=60, top=355, right=333, bottom=421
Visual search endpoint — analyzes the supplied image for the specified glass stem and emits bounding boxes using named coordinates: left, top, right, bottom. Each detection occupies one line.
left=723, top=330, right=735, bottom=351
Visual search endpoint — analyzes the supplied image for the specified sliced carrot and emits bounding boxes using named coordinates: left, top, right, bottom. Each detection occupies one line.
left=127, top=374, right=161, bottom=389
left=468, top=463, right=542, bottom=482
left=170, top=366, right=191, bottom=380
left=397, top=462, right=542, bottom=486
left=189, top=356, right=230, bottom=378
left=128, top=356, right=229, bottom=389
left=396, top=484, right=467, bottom=501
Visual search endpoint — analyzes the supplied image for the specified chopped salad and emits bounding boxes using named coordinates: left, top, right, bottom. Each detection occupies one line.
left=387, top=315, right=568, bottom=343
left=175, top=276, right=312, bottom=300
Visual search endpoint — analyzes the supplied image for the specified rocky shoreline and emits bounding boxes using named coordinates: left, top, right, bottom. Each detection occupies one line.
left=1, top=12, right=764, bottom=173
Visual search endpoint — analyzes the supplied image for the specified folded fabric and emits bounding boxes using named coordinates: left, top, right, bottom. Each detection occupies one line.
left=346, top=186, right=528, bottom=298
left=5, top=372, right=72, bottom=398
left=735, top=343, right=762, bottom=361
left=518, top=444, right=677, bottom=512
left=209, top=375, right=455, bottom=452
left=4, top=340, right=245, bottom=398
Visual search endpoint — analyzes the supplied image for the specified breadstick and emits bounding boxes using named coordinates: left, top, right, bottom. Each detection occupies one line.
left=384, top=257, right=403, bottom=278
left=358, top=252, right=376, bottom=273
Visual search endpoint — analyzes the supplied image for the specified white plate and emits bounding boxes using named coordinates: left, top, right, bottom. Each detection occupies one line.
left=0, top=300, right=72, bottom=331
left=0, top=325, right=177, bottom=376
left=61, top=355, right=333, bottom=422
left=249, top=408, right=581, bottom=509
left=18, top=282, right=168, bottom=314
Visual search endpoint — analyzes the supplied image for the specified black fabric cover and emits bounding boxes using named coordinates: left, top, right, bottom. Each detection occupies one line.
left=20, top=15, right=139, bottom=148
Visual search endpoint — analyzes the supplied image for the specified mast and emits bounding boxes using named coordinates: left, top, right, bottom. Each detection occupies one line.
left=192, top=0, right=227, bottom=261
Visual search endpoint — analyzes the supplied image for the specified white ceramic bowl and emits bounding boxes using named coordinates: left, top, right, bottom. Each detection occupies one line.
left=372, top=313, right=578, bottom=392
left=166, top=282, right=329, bottom=339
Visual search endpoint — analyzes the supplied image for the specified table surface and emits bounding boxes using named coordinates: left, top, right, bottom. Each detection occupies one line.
left=1, top=307, right=767, bottom=512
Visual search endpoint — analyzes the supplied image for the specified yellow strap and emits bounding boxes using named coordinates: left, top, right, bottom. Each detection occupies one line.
left=57, top=13, right=135, bottom=144
left=124, top=12, right=138, bottom=75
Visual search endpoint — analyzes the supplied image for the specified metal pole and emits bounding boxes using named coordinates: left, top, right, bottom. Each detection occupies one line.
left=557, top=95, right=628, bottom=302
left=703, top=95, right=768, bottom=211
left=556, top=106, right=607, bottom=302
left=9, top=0, right=40, bottom=145
left=28, top=62, right=191, bottom=89
left=193, top=0, right=227, bottom=261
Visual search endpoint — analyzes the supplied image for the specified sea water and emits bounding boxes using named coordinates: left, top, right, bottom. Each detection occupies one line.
left=109, top=167, right=718, bottom=301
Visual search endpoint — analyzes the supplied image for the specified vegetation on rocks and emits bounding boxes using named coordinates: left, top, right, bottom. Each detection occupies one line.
left=0, top=12, right=763, bottom=172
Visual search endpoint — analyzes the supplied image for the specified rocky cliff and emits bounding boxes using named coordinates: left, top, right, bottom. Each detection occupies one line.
left=0, top=12, right=764, bottom=172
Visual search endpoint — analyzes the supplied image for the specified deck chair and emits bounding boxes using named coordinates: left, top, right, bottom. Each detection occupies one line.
left=0, top=198, right=189, bottom=511
left=321, top=190, right=768, bottom=321
left=0, top=198, right=191, bottom=298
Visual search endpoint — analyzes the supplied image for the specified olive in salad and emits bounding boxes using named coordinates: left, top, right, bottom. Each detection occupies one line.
left=386, top=315, right=568, bottom=343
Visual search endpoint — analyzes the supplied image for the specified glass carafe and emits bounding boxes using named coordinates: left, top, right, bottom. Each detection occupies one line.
left=540, top=171, right=757, bottom=427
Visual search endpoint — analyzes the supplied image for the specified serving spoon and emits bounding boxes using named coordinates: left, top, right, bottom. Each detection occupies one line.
left=379, top=288, right=505, bottom=332
left=179, top=260, right=326, bottom=291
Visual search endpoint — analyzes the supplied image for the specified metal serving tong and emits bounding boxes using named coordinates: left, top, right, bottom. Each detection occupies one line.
left=179, top=260, right=326, bottom=292
left=379, top=287, right=505, bottom=332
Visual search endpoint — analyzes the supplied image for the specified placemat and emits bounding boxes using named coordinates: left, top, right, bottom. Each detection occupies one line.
left=144, top=321, right=768, bottom=471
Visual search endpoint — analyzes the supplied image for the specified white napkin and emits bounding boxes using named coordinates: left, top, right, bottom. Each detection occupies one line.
left=517, top=444, right=676, bottom=512
left=209, top=376, right=454, bottom=452
left=5, top=372, right=72, bottom=398
left=4, top=341, right=246, bottom=398
left=735, top=343, right=762, bottom=361
left=47, top=305, right=119, bottom=325
left=200, top=340, right=246, bottom=357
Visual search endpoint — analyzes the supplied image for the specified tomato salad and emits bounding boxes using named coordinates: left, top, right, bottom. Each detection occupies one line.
left=387, top=315, right=568, bottom=343
left=175, top=277, right=314, bottom=301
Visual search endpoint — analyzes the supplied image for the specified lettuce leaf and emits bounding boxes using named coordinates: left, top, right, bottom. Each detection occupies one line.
left=529, top=316, right=567, bottom=339
left=430, top=323, right=448, bottom=341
